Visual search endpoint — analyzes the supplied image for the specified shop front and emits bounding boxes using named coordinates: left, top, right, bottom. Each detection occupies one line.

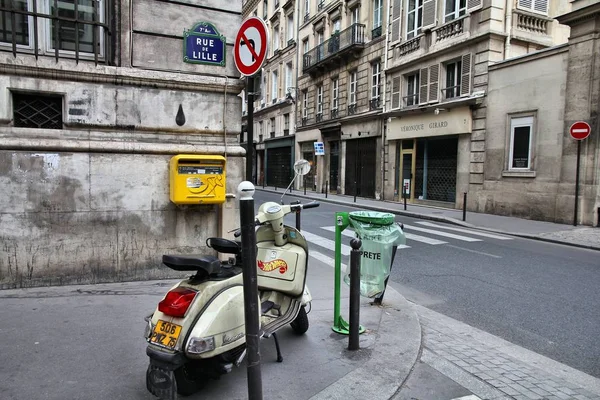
left=386, top=107, right=472, bottom=205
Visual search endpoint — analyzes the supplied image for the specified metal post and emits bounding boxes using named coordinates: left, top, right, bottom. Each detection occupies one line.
left=246, top=78, right=254, bottom=183
left=304, top=176, right=307, bottom=195
left=348, top=238, right=362, bottom=351
left=574, top=140, right=581, bottom=226
left=238, top=182, right=263, bottom=400
left=292, top=200, right=301, bottom=231
left=354, top=181, right=357, bottom=203
left=463, top=192, right=467, bottom=222
left=325, top=181, right=328, bottom=198
left=403, top=185, right=407, bottom=211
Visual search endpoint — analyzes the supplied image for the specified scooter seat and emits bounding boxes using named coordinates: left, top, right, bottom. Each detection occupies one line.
left=162, top=254, right=221, bottom=276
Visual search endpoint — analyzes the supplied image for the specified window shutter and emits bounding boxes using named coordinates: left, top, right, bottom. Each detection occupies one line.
left=422, top=0, right=437, bottom=30
left=467, top=0, right=482, bottom=13
left=428, top=64, right=439, bottom=103
left=419, top=68, right=429, bottom=105
left=518, top=0, right=533, bottom=9
left=391, top=76, right=401, bottom=109
left=391, top=0, right=402, bottom=42
left=533, top=0, right=548, bottom=14
left=461, top=53, right=472, bottom=96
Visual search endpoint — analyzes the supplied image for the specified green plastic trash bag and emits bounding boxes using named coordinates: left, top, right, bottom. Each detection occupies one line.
left=343, top=211, right=406, bottom=298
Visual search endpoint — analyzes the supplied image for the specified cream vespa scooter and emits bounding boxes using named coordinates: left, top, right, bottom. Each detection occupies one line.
left=144, top=160, right=318, bottom=400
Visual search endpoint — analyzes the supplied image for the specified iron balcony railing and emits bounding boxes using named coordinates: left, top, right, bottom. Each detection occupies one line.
left=303, top=23, right=365, bottom=71
left=318, top=0, right=325, bottom=11
left=403, top=93, right=419, bottom=107
left=347, top=103, right=357, bottom=115
left=316, top=113, right=323, bottom=122
left=442, top=85, right=461, bottom=99
left=369, top=97, right=381, bottom=110
left=331, top=108, right=338, bottom=119
left=372, top=25, right=382, bottom=39
left=304, top=13, right=310, bottom=23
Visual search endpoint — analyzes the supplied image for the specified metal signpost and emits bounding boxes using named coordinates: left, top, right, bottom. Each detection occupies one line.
left=569, top=121, right=591, bottom=226
left=234, top=18, right=269, bottom=400
left=234, top=17, right=269, bottom=183
left=183, top=22, right=226, bottom=66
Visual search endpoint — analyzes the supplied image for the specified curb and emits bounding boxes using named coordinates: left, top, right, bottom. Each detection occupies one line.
left=310, top=285, right=422, bottom=400
left=258, top=188, right=600, bottom=252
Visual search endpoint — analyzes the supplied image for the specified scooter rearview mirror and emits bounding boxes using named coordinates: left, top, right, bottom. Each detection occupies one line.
left=281, top=159, right=312, bottom=204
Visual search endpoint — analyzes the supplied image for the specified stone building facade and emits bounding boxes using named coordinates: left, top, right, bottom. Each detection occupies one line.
left=296, top=0, right=388, bottom=198
left=0, top=0, right=244, bottom=288
left=242, top=0, right=299, bottom=189
left=382, top=0, right=570, bottom=209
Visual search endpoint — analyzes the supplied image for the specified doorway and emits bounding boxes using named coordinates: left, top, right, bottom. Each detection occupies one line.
left=345, top=138, right=377, bottom=198
left=400, top=139, right=415, bottom=201
left=329, top=141, right=340, bottom=192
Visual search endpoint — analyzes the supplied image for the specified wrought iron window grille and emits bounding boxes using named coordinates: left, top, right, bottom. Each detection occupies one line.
left=369, top=97, right=381, bottom=110
left=0, top=0, right=112, bottom=65
left=372, top=25, right=382, bottom=39
left=316, top=113, right=323, bottom=122
left=302, top=117, right=308, bottom=126
left=13, top=92, right=63, bottom=129
left=331, top=108, right=338, bottom=119
left=347, top=103, right=357, bottom=115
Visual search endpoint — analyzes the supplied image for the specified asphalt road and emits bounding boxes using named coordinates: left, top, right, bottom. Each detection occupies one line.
left=255, top=191, right=600, bottom=378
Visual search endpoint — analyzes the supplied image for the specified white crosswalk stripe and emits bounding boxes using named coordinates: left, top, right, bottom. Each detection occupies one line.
left=320, top=226, right=411, bottom=249
left=416, top=221, right=513, bottom=240
left=404, top=232, right=447, bottom=245
left=302, top=230, right=351, bottom=256
left=310, top=250, right=346, bottom=270
left=402, top=224, right=482, bottom=242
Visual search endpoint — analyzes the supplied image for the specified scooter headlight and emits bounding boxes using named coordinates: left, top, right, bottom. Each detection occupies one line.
left=187, top=337, right=215, bottom=354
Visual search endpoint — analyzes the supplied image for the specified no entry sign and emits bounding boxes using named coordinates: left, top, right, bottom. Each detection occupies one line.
left=233, top=17, right=269, bottom=77
left=570, top=121, right=591, bottom=141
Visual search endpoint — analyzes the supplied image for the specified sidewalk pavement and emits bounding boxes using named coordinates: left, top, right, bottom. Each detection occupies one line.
left=258, top=187, right=600, bottom=251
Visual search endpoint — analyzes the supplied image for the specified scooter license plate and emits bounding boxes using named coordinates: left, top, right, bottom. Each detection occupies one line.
left=150, top=320, right=182, bottom=349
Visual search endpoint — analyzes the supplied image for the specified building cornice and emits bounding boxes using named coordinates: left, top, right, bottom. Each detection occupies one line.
left=489, top=44, right=569, bottom=70
left=557, top=2, right=600, bottom=26
left=242, top=0, right=261, bottom=17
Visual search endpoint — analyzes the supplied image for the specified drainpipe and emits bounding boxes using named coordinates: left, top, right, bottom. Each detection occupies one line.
left=504, top=0, right=513, bottom=59
left=294, top=0, right=301, bottom=190
left=381, top=0, right=393, bottom=200
left=222, top=75, right=229, bottom=159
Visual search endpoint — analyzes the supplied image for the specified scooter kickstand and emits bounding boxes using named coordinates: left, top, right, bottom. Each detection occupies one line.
left=272, top=332, right=283, bottom=362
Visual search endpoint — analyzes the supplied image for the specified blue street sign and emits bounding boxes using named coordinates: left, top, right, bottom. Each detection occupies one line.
left=183, top=22, right=226, bottom=66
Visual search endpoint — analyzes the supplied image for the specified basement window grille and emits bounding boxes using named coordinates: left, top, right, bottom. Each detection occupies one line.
left=13, top=92, right=63, bottom=129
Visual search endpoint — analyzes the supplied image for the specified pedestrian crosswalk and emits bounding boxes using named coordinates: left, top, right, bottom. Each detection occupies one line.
left=302, top=220, right=512, bottom=267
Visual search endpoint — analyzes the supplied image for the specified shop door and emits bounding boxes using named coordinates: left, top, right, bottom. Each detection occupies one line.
left=302, top=150, right=316, bottom=190
left=345, top=138, right=377, bottom=198
left=266, top=147, right=292, bottom=188
left=329, top=141, right=340, bottom=192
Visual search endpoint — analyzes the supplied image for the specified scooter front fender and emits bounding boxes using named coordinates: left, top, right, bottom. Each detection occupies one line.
left=185, top=286, right=259, bottom=359
left=301, top=286, right=312, bottom=306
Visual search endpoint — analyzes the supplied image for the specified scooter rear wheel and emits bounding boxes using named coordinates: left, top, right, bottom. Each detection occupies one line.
left=174, top=363, right=207, bottom=396
left=290, top=306, right=309, bottom=335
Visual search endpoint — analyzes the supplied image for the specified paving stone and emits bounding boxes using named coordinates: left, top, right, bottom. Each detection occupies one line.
left=530, top=387, right=551, bottom=396
left=553, top=391, right=573, bottom=400
left=500, top=386, right=521, bottom=396
left=574, top=395, right=591, bottom=400
left=557, top=387, right=577, bottom=395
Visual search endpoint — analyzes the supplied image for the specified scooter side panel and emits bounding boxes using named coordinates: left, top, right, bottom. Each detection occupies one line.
left=185, top=285, right=257, bottom=359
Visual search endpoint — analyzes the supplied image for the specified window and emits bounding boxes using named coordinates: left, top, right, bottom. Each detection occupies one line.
left=302, top=90, right=308, bottom=119
left=373, top=0, right=383, bottom=28
left=270, top=117, right=275, bottom=138
left=12, top=92, right=63, bottom=129
left=1, top=0, right=107, bottom=59
left=371, top=62, right=381, bottom=100
left=406, top=0, right=424, bottom=39
left=273, top=24, right=280, bottom=52
left=316, top=30, right=324, bottom=44
left=263, top=0, right=268, bottom=19
left=332, top=18, right=341, bottom=34
left=316, top=85, right=323, bottom=119
left=302, top=38, right=309, bottom=54
left=517, top=0, right=548, bottom=15
left=444, top=0, right=466, bottom=22
left=349, top=70, right=357, bottom=105
left=444, top=60, right=462, bottom=99
left=509, top=116, right=534, bottom=170
left=261, top=71, right=266, bottom=104
left=351, top=6, right=360, bottom=25
left=271, top=70, right=278, bottom=102
left=259, top=121, right=263, bottom=140
left=285, top=62, right=293, bottom=92
left=284, top=113, right=290, bottom=135
left=405, top=72, right=419, bottom=106
left=287, top=13, right=294, bottom=41
left=304, top=0, right=309, bottom=18
left=331, top=78, right=339, bottom=112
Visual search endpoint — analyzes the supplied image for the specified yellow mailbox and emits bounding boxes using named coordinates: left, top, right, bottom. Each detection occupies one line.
left=169, top=155, right=226, bottom=204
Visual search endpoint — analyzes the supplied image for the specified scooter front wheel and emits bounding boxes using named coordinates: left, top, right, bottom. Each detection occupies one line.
left=290, top=306, right=309, bottom=334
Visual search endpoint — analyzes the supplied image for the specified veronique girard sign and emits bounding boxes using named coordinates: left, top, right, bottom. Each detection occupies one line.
left=387, top=107, right=473, bottom=140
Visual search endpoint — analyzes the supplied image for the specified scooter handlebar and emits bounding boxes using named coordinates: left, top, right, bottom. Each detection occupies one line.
left=233, top=219, right=261, bottom=238
left=302, top=201, right=320, bottom=209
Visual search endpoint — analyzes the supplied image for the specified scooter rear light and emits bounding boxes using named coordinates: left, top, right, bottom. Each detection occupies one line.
left=158, top=287, right=198, bottom=318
